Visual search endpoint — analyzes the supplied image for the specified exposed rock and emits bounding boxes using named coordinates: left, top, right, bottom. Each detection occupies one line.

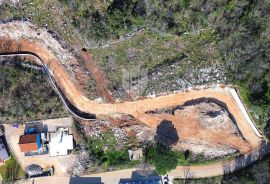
left=198, top=102, right=241, bottom=136
left=180, top=140, right=237, bottom=159
left=72, top=150, right=92, bottom=175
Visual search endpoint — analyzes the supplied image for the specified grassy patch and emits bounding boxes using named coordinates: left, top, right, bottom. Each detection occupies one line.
left=236, top=84, right=270, bottom=133
left=85, top=130, right=140, bottom=172
left=0, top=154, right=24, bottom=182
left=90, top=28, right=221, bottom=97
left=174, top=149, right=241, bottom=167
left=89, top=31, right=185, bottom=96
left=90, top=31, right=183, bottom=70
left=183, top=152, right=240, bottom=166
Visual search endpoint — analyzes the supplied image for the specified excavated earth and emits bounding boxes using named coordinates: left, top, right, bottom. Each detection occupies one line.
left=147, top=100, right=247, bottom=158
left=0, top=21, right=263, bottom=158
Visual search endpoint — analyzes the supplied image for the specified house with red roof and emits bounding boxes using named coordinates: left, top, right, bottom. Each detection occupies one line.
left=19, top=134, right=44, bottom=156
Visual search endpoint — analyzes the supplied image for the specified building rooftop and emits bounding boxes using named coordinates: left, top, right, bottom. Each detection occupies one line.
left=19, top=134, right=39, bottom=152
left=19, top=134, right=37, bottom=144
left=49, top=130, right=73, bottom=156
left=0, top=138, right=9, bottom=162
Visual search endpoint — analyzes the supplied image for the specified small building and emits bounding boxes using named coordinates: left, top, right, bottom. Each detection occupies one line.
left=0, top=137, right=9, bottom=163
left=49, top=127, right=73, bottom=157
left=18, top=133, right=48, bottom=156
left=128, top=148, right=143, bottom=161
left=19, top=134, right=41, bottom=153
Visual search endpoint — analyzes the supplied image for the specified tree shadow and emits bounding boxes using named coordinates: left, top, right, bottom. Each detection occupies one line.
left=155, top=120, right=179, bottom=147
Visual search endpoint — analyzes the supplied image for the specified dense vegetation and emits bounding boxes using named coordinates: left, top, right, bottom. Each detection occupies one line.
left=0, top=63, right=67, bottom=123
left=145, top=144, right=178, bottom=175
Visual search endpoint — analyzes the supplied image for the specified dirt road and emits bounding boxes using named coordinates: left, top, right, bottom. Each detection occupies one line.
left=0, top=29, right=262, bottom=150
left=20, top=142, right=270, bottom=183
left=0, top=21, right=265, bottom=180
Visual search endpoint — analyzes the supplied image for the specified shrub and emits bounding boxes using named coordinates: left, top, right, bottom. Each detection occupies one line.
left=146, top=145, right=178, bottom=175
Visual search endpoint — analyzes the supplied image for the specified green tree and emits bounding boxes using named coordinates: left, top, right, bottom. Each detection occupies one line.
left=147, top=145, right=178, bottom=175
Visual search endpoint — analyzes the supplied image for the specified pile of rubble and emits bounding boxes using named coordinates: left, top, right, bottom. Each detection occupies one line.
left=144, top=63, right=226, bottom=97
left=0, top=21, right=90, bottom=89
left=180, top=140, right=237, bottom=159
left=112, top=126, right=128, bottom=141
left=130, top=124, right=154, bottom=142
left=72, top=150, right=92, bottom=175
left=82, top=119, right=110, bottom=137
left=0, top=0, right=19, bottom=7
left=198, top=102, right=241, bottom=136
left=81, top=116, right=155, bottom=144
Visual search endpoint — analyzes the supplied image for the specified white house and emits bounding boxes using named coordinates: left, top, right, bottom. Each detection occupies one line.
left=49, top=128, right=73, bottom=157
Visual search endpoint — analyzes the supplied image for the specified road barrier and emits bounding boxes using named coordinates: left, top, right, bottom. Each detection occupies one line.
left=0, top=53, right=96, bottom=120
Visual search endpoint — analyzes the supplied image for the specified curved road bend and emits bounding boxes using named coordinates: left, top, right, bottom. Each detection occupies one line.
left=0, top=53, right=96, bottom=120
left=0, top=50, right=262, bottom=146
left=0, top=44, right=262, bottom=146
left=0, top=27, right=269, bottom=178
left=0, top=39, right=256, bottom=119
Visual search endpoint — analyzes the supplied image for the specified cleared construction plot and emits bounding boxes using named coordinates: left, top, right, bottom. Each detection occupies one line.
left=146, top=98, right=250, bottom=158
left=135, top=87, right=262, bottom=156
left=0, top=21, right=263, bottom=162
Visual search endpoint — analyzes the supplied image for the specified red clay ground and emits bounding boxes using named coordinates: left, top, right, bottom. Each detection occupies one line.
left=80, top=51, right=115, bottom=103
left=0, top=22, right=263, bottom=156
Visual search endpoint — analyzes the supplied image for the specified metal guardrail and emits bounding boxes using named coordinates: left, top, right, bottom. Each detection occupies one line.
left=229, top=88, right=262, bottom=137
